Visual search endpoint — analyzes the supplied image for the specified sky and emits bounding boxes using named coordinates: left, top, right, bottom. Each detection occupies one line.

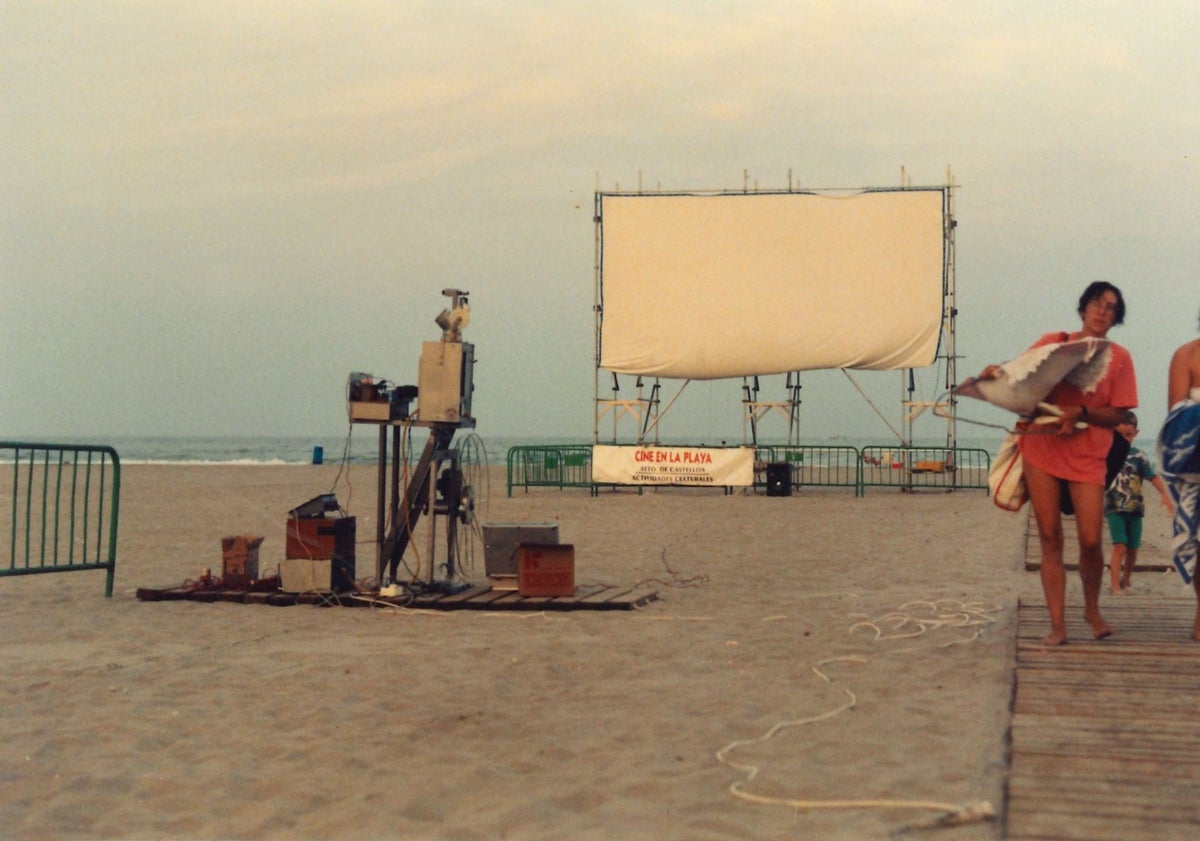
left=2, top=1, right=1197, bottom=446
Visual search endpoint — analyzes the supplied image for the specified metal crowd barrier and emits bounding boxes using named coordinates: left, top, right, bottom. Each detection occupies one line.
left=507, top=444, right=990, bottom=497
left=1, top=442, right=120, bottom=596
left=506, top=445, right=594, bottom=496
left=758, top=445, right=865, bottom=495
left=858, top=446, right=991, bottom=493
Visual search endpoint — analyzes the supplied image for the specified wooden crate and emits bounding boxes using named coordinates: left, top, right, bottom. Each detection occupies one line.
left=221, top=535, right=263, bottom=579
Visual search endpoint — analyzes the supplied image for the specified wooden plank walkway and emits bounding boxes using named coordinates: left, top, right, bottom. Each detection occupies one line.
left=1006, top=597, right=1200, bottom=840
left=136, top=581, right=660, bottom=612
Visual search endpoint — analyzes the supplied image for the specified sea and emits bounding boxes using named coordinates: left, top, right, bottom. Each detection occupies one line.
left=6, top=433, right=544, bottom=466
left=5, top=432, right=1015, bottom=466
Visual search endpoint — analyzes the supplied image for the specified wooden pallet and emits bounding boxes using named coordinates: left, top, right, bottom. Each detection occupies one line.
left=1006, top=597, right=1200, bottom=840
left=136, top=581, right=659, bottom=611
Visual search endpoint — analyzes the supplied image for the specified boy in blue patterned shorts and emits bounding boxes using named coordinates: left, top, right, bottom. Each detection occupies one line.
left=1105, top=413, right=1175, bottom=593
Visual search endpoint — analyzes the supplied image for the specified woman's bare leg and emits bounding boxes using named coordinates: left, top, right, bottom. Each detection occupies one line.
left=1025, top=461, right=1067, bottom=645
left=1069, top=480, right=1113, bottom=639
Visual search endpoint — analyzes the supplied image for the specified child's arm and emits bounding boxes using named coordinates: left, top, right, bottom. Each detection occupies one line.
left=1149, top=475, right=1176, bottom=515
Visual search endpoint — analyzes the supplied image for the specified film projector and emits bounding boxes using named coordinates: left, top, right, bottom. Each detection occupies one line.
left=347, top=289, right=478, bottom=596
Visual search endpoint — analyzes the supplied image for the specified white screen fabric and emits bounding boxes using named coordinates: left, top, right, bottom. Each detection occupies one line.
left=598, top=190, right=946, bottom=379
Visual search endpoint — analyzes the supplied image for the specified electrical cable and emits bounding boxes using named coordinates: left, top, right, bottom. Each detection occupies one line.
left=327, top=422, right=356, bottom=510
left=715, top=599, right=999, bottom=829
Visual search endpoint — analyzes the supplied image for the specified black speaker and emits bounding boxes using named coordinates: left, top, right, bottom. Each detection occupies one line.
left=766, top=462, right=791, bottom=496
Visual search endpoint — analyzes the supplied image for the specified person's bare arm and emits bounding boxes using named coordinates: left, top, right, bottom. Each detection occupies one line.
left=1168, top=344, right=1192, bottom=408
left=1051, top=403, right=1134, bottom=433
left=1150, top=475, right=1175, bottom=514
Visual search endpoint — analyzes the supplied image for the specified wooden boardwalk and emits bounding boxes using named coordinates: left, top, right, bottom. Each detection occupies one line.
left=136, top=581, right=660, bottom=612
left=1006, top=597, right=1200, bottom=840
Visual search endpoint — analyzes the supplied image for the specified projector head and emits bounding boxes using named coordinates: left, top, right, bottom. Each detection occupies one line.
left=435, top=303, right=471, bottom=341
left=441, top=288, right=469, bottom=309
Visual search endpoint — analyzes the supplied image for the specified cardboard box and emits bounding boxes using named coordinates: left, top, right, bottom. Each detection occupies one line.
left=278, top=557, right=357, bottom=593
left=517, top=543, right=575, bottom=597
left=348, top=401, right=391, bottom=422
left=285, top=517, right=355, bottom=561
left=279, top=558, right=332, bottom=593
left=221, top=535, right=264, bottom=579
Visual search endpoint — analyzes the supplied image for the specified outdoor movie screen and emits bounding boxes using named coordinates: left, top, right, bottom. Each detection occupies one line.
left=598, top=189, right=946, bottom=380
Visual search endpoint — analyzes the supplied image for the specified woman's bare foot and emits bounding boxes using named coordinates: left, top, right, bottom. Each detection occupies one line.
left=1041, top=628, right=1068, bottom=646
left=1085, top=611, right=1114, bottom=639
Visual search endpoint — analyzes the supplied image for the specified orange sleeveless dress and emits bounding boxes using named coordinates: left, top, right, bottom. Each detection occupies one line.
left=1017, top=332, right=1138, bottom=485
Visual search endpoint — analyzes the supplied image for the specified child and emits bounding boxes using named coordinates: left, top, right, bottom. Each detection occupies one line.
left=1105, top=413, right=1175, bottom=592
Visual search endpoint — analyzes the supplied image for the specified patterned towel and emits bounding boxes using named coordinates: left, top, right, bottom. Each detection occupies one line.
left=956, top=337, right=1110, bottom=416
left=1157, top=400, right=1200, bottom=584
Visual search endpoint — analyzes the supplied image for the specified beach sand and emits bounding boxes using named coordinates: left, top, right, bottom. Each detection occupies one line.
left=0, top=462, right=1181, bottom=840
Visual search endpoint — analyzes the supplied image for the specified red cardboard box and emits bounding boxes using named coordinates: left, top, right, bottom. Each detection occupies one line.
left=285, top=517, right=355, bottom=562
left=516, top=543, right=575, bottom=597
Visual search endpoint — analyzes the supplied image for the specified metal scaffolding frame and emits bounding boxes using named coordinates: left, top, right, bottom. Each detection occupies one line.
left=592, top=171, right=959, bottom=449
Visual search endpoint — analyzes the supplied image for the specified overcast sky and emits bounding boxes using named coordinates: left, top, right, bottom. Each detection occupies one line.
left=2, top=1, right=1197, bottom=446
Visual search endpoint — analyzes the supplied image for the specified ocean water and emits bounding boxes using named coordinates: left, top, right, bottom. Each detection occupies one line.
left=5, top=433, right=558, bottom=466
left=2, top=432, right=1013, bottom=465
left=7, top=431, right=1161, bottom=469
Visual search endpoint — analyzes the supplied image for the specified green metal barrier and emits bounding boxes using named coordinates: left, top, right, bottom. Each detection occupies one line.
left=507, top=443, right=990, bottom=497
left=757, top=445, right=863, bottom=496
left=859, top=446, right=991, bottom=494
left=785, top=445, right=861, bottom=495
left=1, top=442, right=120, bottom=596
left=506, top=445, right=594, bottom=496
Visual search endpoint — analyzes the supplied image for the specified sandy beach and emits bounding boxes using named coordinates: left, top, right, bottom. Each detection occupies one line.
left=0, top=462, right=1182, bottom=840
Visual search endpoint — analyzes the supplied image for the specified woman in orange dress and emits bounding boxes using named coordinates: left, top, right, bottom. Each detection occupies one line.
left=981, top=282, right=1138, bottom=645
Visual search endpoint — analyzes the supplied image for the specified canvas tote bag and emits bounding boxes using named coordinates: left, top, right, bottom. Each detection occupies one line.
left=989, top=433, right=1028, bottom=511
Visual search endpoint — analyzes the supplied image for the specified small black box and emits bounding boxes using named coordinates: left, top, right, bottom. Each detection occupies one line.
left=765, top=462, right=791, bottom=497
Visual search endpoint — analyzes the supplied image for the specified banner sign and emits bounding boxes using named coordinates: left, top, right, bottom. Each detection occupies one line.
left=592, top=445, right=755, bottom=487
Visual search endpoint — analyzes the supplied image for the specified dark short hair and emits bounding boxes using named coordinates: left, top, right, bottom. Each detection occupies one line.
left=1077, top=281, right=1126, bottom=325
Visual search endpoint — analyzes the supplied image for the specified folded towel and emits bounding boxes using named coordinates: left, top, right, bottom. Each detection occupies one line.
left=1157, top=400, right=1200, bottom=584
